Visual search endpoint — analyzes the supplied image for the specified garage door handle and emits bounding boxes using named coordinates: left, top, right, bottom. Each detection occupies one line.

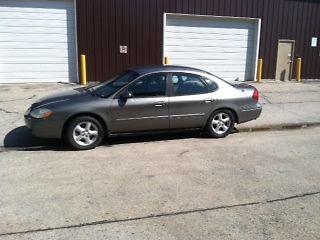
left=204, top=99, right=213, bottom=103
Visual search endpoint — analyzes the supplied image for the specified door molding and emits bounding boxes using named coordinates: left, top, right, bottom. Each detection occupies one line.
left=275, top=39, right=295, bottom=81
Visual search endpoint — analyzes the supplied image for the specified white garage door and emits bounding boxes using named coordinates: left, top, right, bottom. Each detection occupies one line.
left=0, top=0, right=77, bottom=83
left=164, top=14, right=261, bottom=81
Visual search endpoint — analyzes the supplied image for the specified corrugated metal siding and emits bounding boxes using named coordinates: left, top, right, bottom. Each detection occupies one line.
left=76, top=0, right=320, bottom=82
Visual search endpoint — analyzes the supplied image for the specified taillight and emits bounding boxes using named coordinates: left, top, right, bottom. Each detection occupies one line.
left=252, top=88, right=259, bottom=101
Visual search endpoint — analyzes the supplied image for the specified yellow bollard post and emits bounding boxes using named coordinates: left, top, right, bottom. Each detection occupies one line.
left=80, top=54, right=87, bottom=85
left=257, top=59, right=263, bottom=83
left=164, top=56, right=172, bottom=65
left=296, top=58, right=302, bottom=82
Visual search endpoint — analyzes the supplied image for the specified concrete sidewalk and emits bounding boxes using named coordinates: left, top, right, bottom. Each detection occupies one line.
left=0, top=81, right=320, bottom=146
left=238, top=81, right=320, bottom=131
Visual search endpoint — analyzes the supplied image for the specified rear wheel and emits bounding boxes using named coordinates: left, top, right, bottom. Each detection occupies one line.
left=66, top=116, right=105, bottom=150
left=206, top=110, right=235, bottom=138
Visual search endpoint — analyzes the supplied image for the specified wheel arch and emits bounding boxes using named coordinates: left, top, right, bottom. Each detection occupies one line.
left=62, top=112, right=109, bottom=138
left=208, top=107, right=239, bottom=125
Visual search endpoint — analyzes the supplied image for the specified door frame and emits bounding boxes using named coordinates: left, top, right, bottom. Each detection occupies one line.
left=275, top=39, right=295, bottom=81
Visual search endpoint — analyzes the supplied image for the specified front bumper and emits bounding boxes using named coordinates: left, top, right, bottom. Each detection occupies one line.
left=24, top=115, right=63, bottom=139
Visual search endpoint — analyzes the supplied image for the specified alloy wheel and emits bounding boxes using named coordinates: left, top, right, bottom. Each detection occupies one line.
left=72, top=121, right=99, bottom=146
left=211, top=112, right=231, bottom=135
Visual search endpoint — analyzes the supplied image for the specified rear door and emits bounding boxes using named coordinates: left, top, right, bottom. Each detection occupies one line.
left=109, top=73, right=169, bottom=133
left=169, top=73, right=218, bottom=129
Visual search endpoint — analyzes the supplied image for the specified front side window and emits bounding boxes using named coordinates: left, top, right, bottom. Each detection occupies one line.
left=127, top=73, right=167, bottom=98
left=171, top=73, right=209, bottom=96
left=92, top=71, right=139, bottom=98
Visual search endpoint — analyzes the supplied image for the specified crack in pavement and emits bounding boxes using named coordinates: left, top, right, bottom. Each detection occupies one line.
left=0, top=108, right=19, bottom=114
left=261, top=94, right=272, bottom=104
left=0, top=95, right=36, bottom=103
left=268, top=100, right=320, bottom=105
left=1, top=190, right=320, bottom=237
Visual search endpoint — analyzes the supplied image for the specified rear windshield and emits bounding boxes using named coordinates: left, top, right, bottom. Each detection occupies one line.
left=89, top=71, right=139, bottom=98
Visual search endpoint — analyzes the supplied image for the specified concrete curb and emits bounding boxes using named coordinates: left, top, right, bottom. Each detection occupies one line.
left=237, top=122, right=320, bottom=132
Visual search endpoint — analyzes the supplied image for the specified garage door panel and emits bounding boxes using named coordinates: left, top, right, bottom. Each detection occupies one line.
left=0, top=0, right=77, bottom=83
left=0, top=11, right=73, bottom=21
left=0, top=19, right=74, bottom=28
left=0, top=33, right=74, bottom=43
left=164, top=14, right=259, bottom=81
left=0, top=63, right=74, bottom=73
left=1, top=71, right=76, bottom=80
left=165, top=27, right=253, bottom=36
left=0, top=57, right=73, bottom=64
left=171, top=63, right=252, bottom=72
left=165, top=32, right=254, bottom=41
left=0, top=49, right=75, bottom=58
left=0, top=41, right=73, bottom=50
left=165, top=39, right=252, bottom=48
left=171, top=59, right=247, bottom=66
left=0, top=26, right=70, bottom=35
left=165, top=46, right=253, bottom=54
left=208, top=71, right=251, bottom=79
left=172, top=60, right=251, bottom=69
left=169, top=53, right=253, bottom=62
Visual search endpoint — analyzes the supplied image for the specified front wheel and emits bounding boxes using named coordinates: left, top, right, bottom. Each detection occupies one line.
left=66, top=116, right=105, bottom=150
left=206, top=110, right=235, bottom=138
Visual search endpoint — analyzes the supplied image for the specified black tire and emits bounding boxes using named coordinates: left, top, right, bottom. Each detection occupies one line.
left=206, top=109, right=235, bottom=138
left=66, top=116, right=105, bottom=150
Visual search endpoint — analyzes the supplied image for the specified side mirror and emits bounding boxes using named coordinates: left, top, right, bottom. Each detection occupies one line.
left=119, top=89, right=133, bottom=100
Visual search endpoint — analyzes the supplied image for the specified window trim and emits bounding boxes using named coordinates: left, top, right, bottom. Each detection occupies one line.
left=168, top=72, right=216, bottom=97
left=114, top=72, right=170, bottom=99
left=202, top=77, right=219, bottom=92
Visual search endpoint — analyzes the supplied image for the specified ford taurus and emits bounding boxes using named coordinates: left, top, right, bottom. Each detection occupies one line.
left=25, top=66, right=262, bottom=150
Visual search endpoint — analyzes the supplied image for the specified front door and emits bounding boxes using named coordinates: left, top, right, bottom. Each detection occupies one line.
left=169, top=73, right=217, bottom=129
left=275, top=40, right=295, bottom=81
left=109, top=73, right=169, bottom=133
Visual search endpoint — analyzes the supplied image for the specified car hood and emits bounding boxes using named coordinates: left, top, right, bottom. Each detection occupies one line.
left=31, top=88, right=88, bottom=109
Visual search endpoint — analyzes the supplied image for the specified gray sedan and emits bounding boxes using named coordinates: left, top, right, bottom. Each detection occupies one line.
left=25, top=66, right=262, bottom=150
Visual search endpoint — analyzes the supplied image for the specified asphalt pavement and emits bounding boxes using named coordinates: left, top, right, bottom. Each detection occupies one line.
left=0, top=80, right=320, bottom=239
left=1, top=126, right=320, bottom=239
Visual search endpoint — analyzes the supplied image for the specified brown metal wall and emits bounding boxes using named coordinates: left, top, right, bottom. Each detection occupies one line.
left=76, top=0, right=320, bottom=82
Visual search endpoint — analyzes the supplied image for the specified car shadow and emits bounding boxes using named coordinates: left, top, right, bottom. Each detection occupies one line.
left=2, top=126, right=239, bottom=152
left=3, top=126, right=67, bottom=151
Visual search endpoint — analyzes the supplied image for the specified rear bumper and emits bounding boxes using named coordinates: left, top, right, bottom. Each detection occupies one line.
left=24, top=115, right=63, bottom=139
left=238, top=104, right=262, bottom=123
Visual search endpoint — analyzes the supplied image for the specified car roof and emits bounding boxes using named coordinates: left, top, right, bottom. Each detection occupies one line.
left=130, top=65, right=212, bottom=76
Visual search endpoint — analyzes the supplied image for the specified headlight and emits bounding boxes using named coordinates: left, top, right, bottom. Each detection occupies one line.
left=30, top=108, right=53, bottom=119
left=25, top=107, right=31, bottom=116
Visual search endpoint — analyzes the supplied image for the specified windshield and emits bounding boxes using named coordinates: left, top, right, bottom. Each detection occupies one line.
left=90, top=71, right=140, bottom=98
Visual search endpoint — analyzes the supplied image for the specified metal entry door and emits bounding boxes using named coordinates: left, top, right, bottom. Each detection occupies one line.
left=275, top=40, right=295, bottom=81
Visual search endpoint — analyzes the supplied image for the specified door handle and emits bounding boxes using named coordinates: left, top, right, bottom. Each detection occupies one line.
left=154, top=102, right=166, bottom=107
left=204, top=99, right=213, bottom=103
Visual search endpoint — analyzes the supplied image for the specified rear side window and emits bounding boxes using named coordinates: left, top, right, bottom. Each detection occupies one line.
left=171, top=73, right=209, bottom=96
left=204, top=78, right=219, bottom=91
